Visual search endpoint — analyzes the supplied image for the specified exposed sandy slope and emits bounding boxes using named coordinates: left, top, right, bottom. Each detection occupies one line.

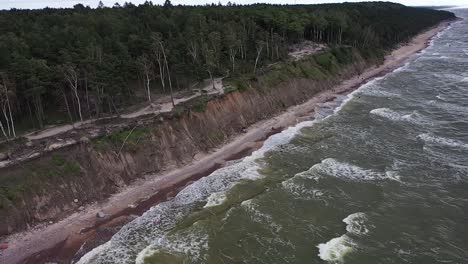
left=24, top=78, right=224, bottom=140
left=0, top=21, right=451, bottom=264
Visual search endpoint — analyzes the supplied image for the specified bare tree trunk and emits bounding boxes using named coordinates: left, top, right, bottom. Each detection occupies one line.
left=254, top=46, right=263, bottom=74
left=33, top=95, right=44, bottom=128
left=84, top=72, right=90, bottom=115
left=74, top=87, right=82, bottom=122
left=206, top=69, right=215, bottom=90
left=2, top=78, right=15, bottom=138
left=0, top=119, right=8, bottom=140
left=64, top=66, right=83, bottom=122
left=2, top=104, right=11, bottom=137
left=156, top=51, right=166, bottom=94
left=160, top=41, right=175, bottom=107
left=229, top=48, right=237, bottom=73
left=61, top=87, right=73, bottom=124
left=110, top=96, right=120, bottom=116
left=145, top=71, right=151, bottom=103
left=188, top=41, right=198, bottom=64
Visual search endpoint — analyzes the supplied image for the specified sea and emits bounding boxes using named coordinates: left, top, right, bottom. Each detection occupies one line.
left=78, top=9, right=468, bottom=264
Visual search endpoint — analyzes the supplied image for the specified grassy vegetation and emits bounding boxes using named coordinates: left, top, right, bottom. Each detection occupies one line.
left=224, top=74, right=253, bottom=93
left=191, top=96, right=211, bottom=113
left=258, top=46, right=361, bottom=88
left=92, top=127, right=151, bottom=152
left=0, top=154, right=82, bottom=208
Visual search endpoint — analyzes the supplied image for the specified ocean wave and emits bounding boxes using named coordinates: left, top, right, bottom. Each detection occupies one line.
left=203, top=191, right=227, bottom=208
left=317, top=235, right=355, bottom=263
left=392, top=61, right=412, bottom=73
left=77, top=114, right=319, bottom=263
left=317, top=212, right=371, bottom=262
left=343, top=212, right=370, bottom=235
left=370, top=108, right=424, bottom=124
left=359, top=89, right=400, bottom=98
left=135, top=223, right=209, bottom=263
left=427, top=100, right=468, bottom=114
left=309, top=158, right=400, bottom=182
left=241, top=199, right=282, bottom=233
left=281, top=178, right=326, bottom=200
left=417, top=133, right=468, bottom=150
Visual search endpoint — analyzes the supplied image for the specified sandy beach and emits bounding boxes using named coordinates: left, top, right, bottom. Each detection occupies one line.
left=0, top=19, right=454, bottom=264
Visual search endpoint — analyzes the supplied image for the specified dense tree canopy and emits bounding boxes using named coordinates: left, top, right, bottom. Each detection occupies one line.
left=0, top=2, right=454, bottom=133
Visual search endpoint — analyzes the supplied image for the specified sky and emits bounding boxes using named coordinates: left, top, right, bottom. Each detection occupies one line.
left=0, top=0, right=466, bottom=10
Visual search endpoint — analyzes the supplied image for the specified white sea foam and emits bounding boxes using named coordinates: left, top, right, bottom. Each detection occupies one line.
left=310, top=158, right=399, bottom=182
left=392, top=61, right=411, bottom=73
left=79, top=52, right=403, bottom=263
left=359, top=88, right=400, bottom=98
left=78, top=114, right=319, bottom=263
left=332, top=77, right=384, bottom=112
left=203, top=191, right=227, bottom=208
left=370, top=108, right=401, bottom=120
left=154, top=225, right=209, bottom=260
left=241, top=199, right=282, bottom=233
left=418, top=133, right=468, bottom=150
left=370, top=108, right=423, bottom=124
left=135, top=246, right=159, bottom=264
left=135, top=223, right=210, bottom=263
left=428, top=100, right=468, bottom=114
left=281, top=178, right=325, bottom=199
left=317, top=235, right=355, bottom=262
left=343, top=212, right=369, bottom=235
left=317, top=212, right=372, bottom=262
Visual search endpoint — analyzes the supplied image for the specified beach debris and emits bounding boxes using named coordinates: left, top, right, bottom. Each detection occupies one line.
left=96, top=211, right=107, bottom=218
left=74, top=199, right=79, bottom=203
left=80, top=136, right=90, bottom=143
left=0, top=242, right=8, bottom=250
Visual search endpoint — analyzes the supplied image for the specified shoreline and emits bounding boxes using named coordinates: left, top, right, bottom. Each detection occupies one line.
left=0, top=19, right=454, bottom=264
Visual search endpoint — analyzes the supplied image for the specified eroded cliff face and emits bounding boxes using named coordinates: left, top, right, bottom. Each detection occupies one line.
left=0, top=52, right=372, bottom=237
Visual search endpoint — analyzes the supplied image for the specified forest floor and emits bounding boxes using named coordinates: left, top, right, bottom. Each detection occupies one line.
left=0, top=20, right=452, bottom=264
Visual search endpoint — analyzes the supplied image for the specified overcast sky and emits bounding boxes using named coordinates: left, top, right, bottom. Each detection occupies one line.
left=0, top=0, right=466, bottom=10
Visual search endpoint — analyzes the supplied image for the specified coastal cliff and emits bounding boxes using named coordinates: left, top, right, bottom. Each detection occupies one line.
left=0, top=47, right=374, bottom=236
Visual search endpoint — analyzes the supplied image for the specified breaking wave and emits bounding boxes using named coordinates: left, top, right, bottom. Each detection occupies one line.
left=307, top=158, right=400, bottom=182
left=343, top=212, right=370, bottom=235
left=77, top=116, right=317, bottom=263
left=370, top=108, right=424, bottom=124
left=317, top=235, right=355, bottom=263
left=317, top=212, right=370, bottom=262
left=418, top=133, right=468, bottom=150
